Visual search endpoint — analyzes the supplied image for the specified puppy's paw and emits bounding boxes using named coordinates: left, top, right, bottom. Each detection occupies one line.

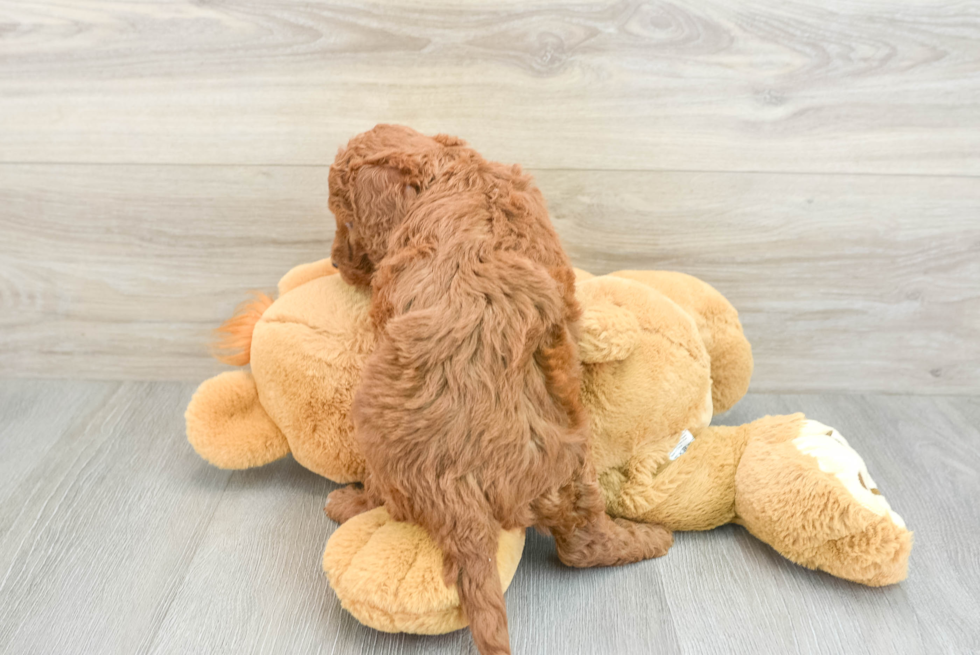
left=325, top=485, right=377, bottom=524
left=625, top=520, right=673, bottom=559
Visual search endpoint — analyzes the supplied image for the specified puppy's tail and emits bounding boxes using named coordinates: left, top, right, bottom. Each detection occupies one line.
left=211, top=291, right=274, bottom=366
left=439, top=511, right=511, bottom=655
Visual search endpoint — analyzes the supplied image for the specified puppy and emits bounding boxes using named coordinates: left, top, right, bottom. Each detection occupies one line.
left=325, top=125, right=672, bottom=655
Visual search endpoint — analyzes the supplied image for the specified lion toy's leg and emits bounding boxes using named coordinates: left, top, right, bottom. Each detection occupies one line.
left=735, top=415, right=912, bottom=586
left=185, top=370, right=290, bottom=469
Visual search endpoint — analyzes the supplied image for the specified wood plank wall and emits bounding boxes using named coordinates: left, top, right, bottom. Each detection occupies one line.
left=1, top=0, right=978, bottom=392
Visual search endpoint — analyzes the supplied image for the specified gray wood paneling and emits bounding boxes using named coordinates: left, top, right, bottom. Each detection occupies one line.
left=2, top=164, right=977, bottom=393
left=1, top=1, right=979, bottom=175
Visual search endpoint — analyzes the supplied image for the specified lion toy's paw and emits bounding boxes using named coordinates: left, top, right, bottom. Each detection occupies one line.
left=322, top=507, right=526, bottom=634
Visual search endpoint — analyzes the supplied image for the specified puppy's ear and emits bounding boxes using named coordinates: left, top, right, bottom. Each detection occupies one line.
left=351, top=165, right=417, bottom=220
left=353, top=164, right=402, bottom=197
left=432, top=133, right=466, bottom=148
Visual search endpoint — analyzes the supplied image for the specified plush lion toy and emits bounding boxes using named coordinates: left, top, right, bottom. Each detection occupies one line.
left=185, top=258, right=912, bottom=635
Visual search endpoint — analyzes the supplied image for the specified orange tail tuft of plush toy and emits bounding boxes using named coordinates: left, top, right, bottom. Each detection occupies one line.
left=211, top=291, right=274, bottom=366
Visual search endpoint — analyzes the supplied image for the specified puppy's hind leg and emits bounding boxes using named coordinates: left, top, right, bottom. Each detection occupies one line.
left=324, top=484, right=382, bottom=524
left=537, top=461, right=673, bottom=568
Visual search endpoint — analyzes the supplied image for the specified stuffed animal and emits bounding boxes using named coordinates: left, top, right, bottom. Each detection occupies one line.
left=185, top=259, right=912, bottom=635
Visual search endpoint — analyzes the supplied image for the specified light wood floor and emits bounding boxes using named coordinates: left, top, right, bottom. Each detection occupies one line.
left=0, top=380, right=977, bottom=654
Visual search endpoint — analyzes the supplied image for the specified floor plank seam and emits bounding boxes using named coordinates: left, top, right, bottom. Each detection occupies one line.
left=0, top=382, right=124, bottom=562
left=138, top=469, right=235, bottom=655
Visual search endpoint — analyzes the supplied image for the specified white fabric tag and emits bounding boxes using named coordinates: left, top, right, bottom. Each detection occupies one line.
left=668, top=430, right=695, bottom=461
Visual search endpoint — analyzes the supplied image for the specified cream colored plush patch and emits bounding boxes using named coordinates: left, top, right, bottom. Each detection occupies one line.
left=793, top=421, right=906, bottom=529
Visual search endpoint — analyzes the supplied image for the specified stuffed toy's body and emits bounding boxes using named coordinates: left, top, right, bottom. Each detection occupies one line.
left=186, top=259, right=912, bottom=635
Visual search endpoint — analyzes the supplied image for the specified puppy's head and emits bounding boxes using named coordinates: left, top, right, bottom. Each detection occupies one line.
left=328, top=124, right=465, bottom=287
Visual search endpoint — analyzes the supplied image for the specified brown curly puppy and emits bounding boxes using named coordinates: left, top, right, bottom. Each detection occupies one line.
left=325, top=125, right=672, bottom=655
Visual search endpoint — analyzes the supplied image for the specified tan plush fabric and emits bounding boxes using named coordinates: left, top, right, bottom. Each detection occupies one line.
left=736, top=416, right=912, bottom=586
left=575, top=276, right=713, bottom=491
left=323, top=507, right=525, bottom=634
left=611, top=270, right=753, bottom=414
left=602, top=421, right=750, bottom=532
left=185, top=369, right=289, bottom=469
left=251, top=273, right=374, bottom=483
left=186, top=260, right=912, bottom=635
left=277, top=257, right=339, bottom=296
left=186, top=261, right=372, bottom=482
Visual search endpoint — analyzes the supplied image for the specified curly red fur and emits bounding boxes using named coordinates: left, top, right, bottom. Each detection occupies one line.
left=325, top=125, right=672, bottom=655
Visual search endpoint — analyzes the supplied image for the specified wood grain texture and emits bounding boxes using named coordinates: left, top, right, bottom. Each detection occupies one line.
left=0, top=379, right=117, bottom=509
left=0, top=164, right=331, bottom=382
left=2, top=0, right=978, bottom=390
left=548, top=170, right=980, bottom=394
left=1, top=0, right=979, bottom=174
left=866, top=395, right=980, bottom=652
left=0, top=382, right=231, bottom=654
left=2, top=164, right=977, bottom=393
left=0, top=382, right=976, bottom=654
left=686, top=395, right=936, bottom=655
left=145, top=460, right=351, bottom=655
